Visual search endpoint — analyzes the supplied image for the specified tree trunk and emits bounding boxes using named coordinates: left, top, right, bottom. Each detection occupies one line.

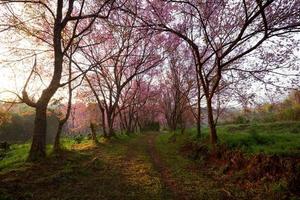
left=53, top=123, right=63, bottom=152
left=180, top=117, right=185, bottom=134
left=106, top=111, right=115, bottom=137
left=53, top=50, right=73, bottom=152
left=196, top=92, right=201, bottom=138
left=100, top=108, right=108, bottom=137
left=207, top=98, right=218, bottom=146
left=108, top=127, right=115, bottom=137
left=90, top=122, right=99, bottom=144
left=28, top=1, right=64, bottom=160
left=196, top=119, right=201, bottom=138
left=28, top=104, right=47, bottom=161
left=108, top=121, right=115, bottom=137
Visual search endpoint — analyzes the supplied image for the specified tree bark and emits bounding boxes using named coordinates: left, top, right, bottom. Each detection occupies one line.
left=101, top=108, right=107, bottom=137
left=196, top=74, right=202, bottom=138
left=28, top=104, right=47, bottom=160
left=28, top=0, right=64, bottom=161
left=90, top=122, right=99, bottom=144
left=54, top=48, right=74, bottom=152
left=207, top=98, right=218, bottom=145
left=53, top=123, right=63, bottom=151
left=107, top=120, right=115, bottom=137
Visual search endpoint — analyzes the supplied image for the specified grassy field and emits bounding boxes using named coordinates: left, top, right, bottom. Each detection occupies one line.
left=0, top=135, right=133, bottom=172
left=0, top=138, right=78, bottom=171
left=2, top=132, right=292, bottom=200
left=1, top=121, right=300, bottom=171
left=1, top=122, right=300, bottom=199
left=186, top=121, right=300, bottom=156
left=1, top=134, right=173, bottom=200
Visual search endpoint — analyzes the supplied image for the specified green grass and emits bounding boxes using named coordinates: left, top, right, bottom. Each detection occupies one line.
left=0, top=133, right=141, bottom=173
left=0, top=133, right=170, bottom=200
left=1, top=121, right=299, bottom=173
left=155, top=132, right=252, bottom=199
left=1, top=129, right=298, bottom=199
left=155, top=133, right=224, bottom=199
left=0, top=143, right=30, bottom=171
left=0, top=137, right=90, bottom=172
left=186, top=121, right=300, bottom=156
left=155, top=130, right=300, bottom=199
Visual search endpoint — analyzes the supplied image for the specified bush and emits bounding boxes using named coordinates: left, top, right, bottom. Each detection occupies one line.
left=74, top=135, right=84, bottom=144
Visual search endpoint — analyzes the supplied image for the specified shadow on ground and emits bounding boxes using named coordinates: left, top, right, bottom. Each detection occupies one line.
left=0, top=135, right=171, bottom=200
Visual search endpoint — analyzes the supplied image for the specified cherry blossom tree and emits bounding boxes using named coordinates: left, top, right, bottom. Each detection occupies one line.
left=159, top=48, right=195, bottom=133
left=0, top=0, right=116, bottom=160
left=126, top=0, right=300, bottom=146
left=76, top=14, right=165, bottom=137
left=117, top=74, right=159, bottom=134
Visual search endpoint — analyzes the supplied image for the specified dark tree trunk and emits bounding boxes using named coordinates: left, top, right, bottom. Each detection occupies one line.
left=101, top=108, right=107, bottom=137
left=196, top=89, right=201, bottom=138
left=28, top=0, right=64, bottom=161
left=108, top=126, right=115, bottom=137
left=90, top=122, right=99, bottom=144
left=106, top=111, right=116, bottom=137
left=53, top=123, right=63, bottom=152
left=180, top=116, right=185, bottom=134
left=207, top=98, right=217, bottom=145
left=54, top=49, right=73, bottom=152
left=28, top=104, right=47, bottom=160
left=195, top=61, right=202, bottom=138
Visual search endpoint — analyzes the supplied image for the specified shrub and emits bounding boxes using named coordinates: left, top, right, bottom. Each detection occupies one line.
left=74, top=135, right=84, bottom=144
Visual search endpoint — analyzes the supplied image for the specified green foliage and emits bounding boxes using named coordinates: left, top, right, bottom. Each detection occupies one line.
left=0, top=143, right=29, bottom=171
left=73, top=135, right=85, bottom=144
left=269, top=180, right=289, bottom=198
left=0, top=131, right=298, bottom=199
left=156, top=132, right=249, bottom=199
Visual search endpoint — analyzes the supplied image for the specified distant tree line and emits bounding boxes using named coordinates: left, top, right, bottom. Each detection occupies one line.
left=225, top=90, right=300, bottom=124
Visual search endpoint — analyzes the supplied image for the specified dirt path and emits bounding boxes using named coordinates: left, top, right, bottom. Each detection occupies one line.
left=146, top=133, right=189, bottom=200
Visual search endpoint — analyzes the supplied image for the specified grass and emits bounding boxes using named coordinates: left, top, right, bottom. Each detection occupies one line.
left=0, top=136, right=95, bottom=172
left=1, top=128, right=299, bottom=199
left=156, top=133, right=222, bottom=199
left=1, top=121, right=299, bottom=172
left=186, top=121, right=300, bottom=156
left=155, top=132, right=258, bottom=199
left=0, top=133, right=170, bottom=200
left=0, top=143, right=30, bottom=171
left=0, top=133, right=140, bottom=172
left=155, top=130, right=300, bottom=199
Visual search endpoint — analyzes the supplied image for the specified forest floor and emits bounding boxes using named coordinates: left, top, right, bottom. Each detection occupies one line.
left=0, top=132, right=298, bottom=200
